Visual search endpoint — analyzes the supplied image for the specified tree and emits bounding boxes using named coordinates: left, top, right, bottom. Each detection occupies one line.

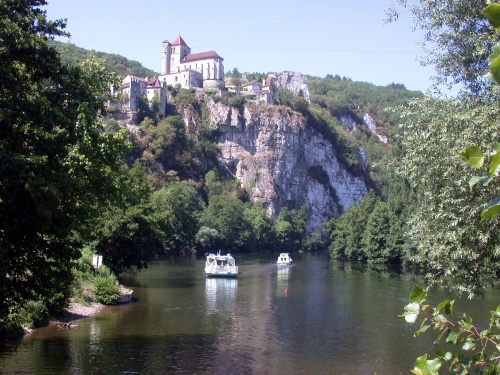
left=385, top=0, right=496, bottom=96
left=391, top=96, right=500, bottom=297
left=151, top=182, right=203, bottom=254
left=362, top=201, right=392, bottom=263
left=243, top=203, right=272, bottom=252
left=273, top=206, right=307, bottom=252
left=92, top=163, right=163, bottom=274
left=201, top=194, right=248, bottom=250
left=195, top=226, right=219, bottom=250
left=0, top=0, right=125, bottom=327
left=326, top=191, right=379, bottom=261
left=399, top=5, right=500, bottom=372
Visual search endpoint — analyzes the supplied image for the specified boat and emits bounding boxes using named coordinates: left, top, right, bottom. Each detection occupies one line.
left=204, top=251, right=238, bottom=277
left=276, top=253, right=293, bottom=265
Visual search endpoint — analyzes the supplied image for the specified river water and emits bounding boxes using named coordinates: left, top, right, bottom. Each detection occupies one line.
left=1, top=252, right=499, bottom=374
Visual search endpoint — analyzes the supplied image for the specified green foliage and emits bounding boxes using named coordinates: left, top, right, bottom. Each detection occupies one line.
left=460, top=143, right=500, bottom=221
left=301, top=104, right=364, bottom=176
left=326, top=182, right=416, bottom=264
left=8, top=300, right=50, bottom=331
left=92, top=275, right=121, bottom=305
left=402, top=285, right=500, bottom=374
left=174, top=88, right=200, bottom=109
left=392, top=96, right=500, bottom=297
left=92, top=163, right=167, bottom=273
left=308, top=76, right=423, bottom=126
left=49, top=41, right=158, bottom=78
left=228, top=96, right=247, bottom=112
left=387, top=0, right=499, bottom=96
left=361, top=201, right=392, bottom=262
left=459, top=7, right=500, bottom=223
left=201, top=194, right=248, bottom=250
left=273, top=206, right=307, bottom=252
left=204, top=169, right=242, bottom=198
left=243, top=203, right=273, bottom=252
left=0, top=0, right=126, bottom=333
left=302, top=230, right=326, bottom=252
left=326, top=190, right=380, bottom=261
left=275, top=87, right=296, bottom=106
left=395, top=4, right=500, bottom=374
left=151, top=182, right=203, bottom=253
left=195, top=226, right=219, bottom=250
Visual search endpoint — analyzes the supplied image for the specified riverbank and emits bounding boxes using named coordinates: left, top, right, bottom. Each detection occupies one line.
left=58, top=301, right=105, bottom=323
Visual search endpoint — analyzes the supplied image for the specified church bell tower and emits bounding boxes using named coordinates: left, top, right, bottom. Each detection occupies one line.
left=161, top=39, right=171, bottom=74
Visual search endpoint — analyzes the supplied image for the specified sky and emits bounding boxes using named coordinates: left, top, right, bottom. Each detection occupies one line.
left=44, top=0, right=435, bottom=93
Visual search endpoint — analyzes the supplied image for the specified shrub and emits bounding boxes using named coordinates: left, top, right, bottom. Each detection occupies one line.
left=92, top=275, right=121, bottom=305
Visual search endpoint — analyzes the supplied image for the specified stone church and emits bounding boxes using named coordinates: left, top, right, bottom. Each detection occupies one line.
left=158, top=35, right=225, bottom=89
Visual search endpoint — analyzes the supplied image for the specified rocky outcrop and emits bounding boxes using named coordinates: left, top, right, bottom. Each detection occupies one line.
left=205, top=99, right=368, bottom=232
left=363, top=113, right=388, bottom=144
left=340, top=115, right=357, bottom=132
left=274, top=72, right=310, bottom=102
left=363, top=113, right=377, bottom=133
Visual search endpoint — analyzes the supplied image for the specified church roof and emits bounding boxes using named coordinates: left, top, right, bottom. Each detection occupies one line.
left=171, top=35, right=188, bottom=47
left=183, top=50, right=222, bottom=62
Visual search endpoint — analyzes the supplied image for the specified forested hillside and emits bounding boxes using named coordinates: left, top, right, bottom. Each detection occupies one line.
left=0, top=0, right=431, bottom=339
left=309, top=76, right=423, bottom=134
left=48, top=41, right=158, bottom=78
left=40, top=40, right=427, bottom=268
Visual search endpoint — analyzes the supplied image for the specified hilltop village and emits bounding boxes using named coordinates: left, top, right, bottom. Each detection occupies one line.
left=110, top=35, right=282, bottom=115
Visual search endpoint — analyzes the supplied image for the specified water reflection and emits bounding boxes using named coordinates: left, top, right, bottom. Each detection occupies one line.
left=204, top=278, right=238, bottom=315
left=2, top=255, right=500, bottom=375
left=276, top=264, right=292, bottom=297
left=88, top=320, right=102, bottom=357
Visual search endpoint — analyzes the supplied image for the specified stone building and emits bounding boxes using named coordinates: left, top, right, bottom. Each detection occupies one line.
left=116, top=75, right=166, bottom=115
left=159, top=35, right=225, bottom=89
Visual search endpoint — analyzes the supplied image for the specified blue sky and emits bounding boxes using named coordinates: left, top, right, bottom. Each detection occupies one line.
left=44, top=0, right=435, bottom=93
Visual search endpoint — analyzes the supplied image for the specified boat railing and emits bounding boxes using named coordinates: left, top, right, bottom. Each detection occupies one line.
left=210, top=265, right=238, bottom=272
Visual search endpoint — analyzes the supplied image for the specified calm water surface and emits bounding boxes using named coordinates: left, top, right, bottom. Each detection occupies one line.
left=1, top=253, right=500, bottom=374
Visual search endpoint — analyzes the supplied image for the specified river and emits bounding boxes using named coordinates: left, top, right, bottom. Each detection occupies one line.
left=1, top=252, right=499, bottom=374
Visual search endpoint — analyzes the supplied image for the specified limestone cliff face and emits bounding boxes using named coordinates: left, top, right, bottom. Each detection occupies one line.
left=273, top=71, right=310, bottom=102
left=205, top=99, right=368, bottom=232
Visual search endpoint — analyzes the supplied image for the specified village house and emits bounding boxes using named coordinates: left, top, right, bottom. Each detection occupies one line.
left=242, top=80, right=260, bottom=95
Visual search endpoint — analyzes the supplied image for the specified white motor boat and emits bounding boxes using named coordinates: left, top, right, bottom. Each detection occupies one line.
left=204, top=251, right=238, bottom=277
left=276, top=253, right=293, bottom=265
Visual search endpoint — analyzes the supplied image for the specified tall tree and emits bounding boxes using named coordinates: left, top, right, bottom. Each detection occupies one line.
left=0, top=1, right=124, bottom=324
left=273, top=206, right=307, bottom=252
left=92, top=163, right=162, bottom=274
left=386, top=0, right=496, bottom=96
left=391, top=96, right=500, bottom=297
left=326, top=190, right=380, bottom=261
left=151, top=182, right=203, bottom=254
left=362, top=201, right=392, bottom=263
left=201, top=194, right=248, bottom=250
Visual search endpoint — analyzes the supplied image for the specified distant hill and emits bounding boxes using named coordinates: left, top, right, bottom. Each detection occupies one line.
left=48, top=41, right=158, bottom=78
left=308, top=75, right=424, bottom=128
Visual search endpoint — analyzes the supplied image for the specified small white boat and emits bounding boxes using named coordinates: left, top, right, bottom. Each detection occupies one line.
left=205, top=251, right=238, bottom=277
left=276, top=253, right=293, bottom=265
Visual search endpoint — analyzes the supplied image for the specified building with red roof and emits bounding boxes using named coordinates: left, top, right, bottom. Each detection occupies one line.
left=159, top=35, right=224, bottom=89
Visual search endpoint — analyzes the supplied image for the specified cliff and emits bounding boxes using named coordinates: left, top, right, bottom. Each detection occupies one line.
left=202, top=98, right=368, bottom=232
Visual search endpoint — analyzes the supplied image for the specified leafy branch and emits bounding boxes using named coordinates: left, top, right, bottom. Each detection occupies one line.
left=458, top=4, right=500, bottom=222
left=459, top=143, right=500, bottom=221
left=401, top=285, right=500, bottom=374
